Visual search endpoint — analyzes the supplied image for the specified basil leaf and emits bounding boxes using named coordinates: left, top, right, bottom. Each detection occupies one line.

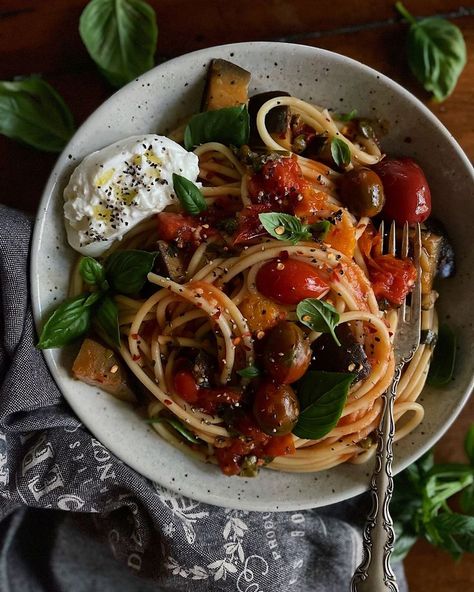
left=336, top=109, right=358, bottom=122
left=460, top=483, right=474, bottom=515
left=293, top=371, right=355, bottom=439
left=310, top=220, right=332, bottom=240
left=258, top=212, right=311, bottom=244
left=396, top=2, right=466, bottom=102
left=330, top=137, right=351, bottom=168
left=0, top=76, right=74, bottom=152
left=94, top=295, right=121, bottom=349
left=431, top=513, right=474, bottom=552
left=37, top=294, right=94, bottom=349
left=104, top=249, right=157, bottom=294
left=184, top=105, right=250, bottom=150
left=297, top=298, right=341, bottom=346
left=172, top=173, right=207, bottom=215
left=146, top=416, right=199, bottom=444
left=237, top=365, right=261, bottom=378
left=465, top=425, right=474, bottom=466
left=79, top=256, right=108, bottom=289
left=79, top=0, right=158, bottom=88
left=427, top=324, right=456, bottom=387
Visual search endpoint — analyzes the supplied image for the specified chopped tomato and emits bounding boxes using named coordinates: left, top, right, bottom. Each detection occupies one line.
left=238, top=294, right=287, bottom=333
left=325, top=212, right=356, bottom=258
left=156, top=212, right=216, bottom=248
left=173, top=370, right=199, bottom=403
left=248, top=156, right=305, bottom=211
left=294, top=185, right=329, bottom=222
left=233, top=203, right=272, bottom=245
left=368, top=255, right=417, bottom=306
left=262, top=433, right=295, bottom=457
left=197, top=387, right=241, bottom=414
left=256, top=258, right=329, bottom=305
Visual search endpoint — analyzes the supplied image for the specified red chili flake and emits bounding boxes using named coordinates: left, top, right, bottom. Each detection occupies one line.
left=132, top=354, right=141, bottom=361
left=278, top=250, right=289, bottom=260
left=212, top=311, right=221, bottom=320
left=164, top=399, right=173, bottom=406
left=131, top=333, right=139, bottom=340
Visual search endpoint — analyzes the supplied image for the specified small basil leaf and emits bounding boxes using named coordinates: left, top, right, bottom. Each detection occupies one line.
left=396, top=2, right=466, bottom=102
left=237, top=365, right=261, bottom=378
left=172, top=173, right=207, bottom=215
left=79, top=0, right=158, bottom=88
left=336, top=109, right=358, bottom=122
left=79, top=256, right=107, bottom=289
left=104, top=250, right=157, bottom=294
left=146, top=416, right=199, bottom=444
left=184, top=105, right=250, bottom=150
left=427, top=324, right=456, bottom=387
left=297, top=298, right=341, bottom=346
left=258, top=212, right=311, bottom=244
left=0, top=76, right=74, bottom=152
left=465, top=424, right=474, bottom=466
left=93, top=295, right=121, bottom=349
left=310, top=220, right=332, bottom=240
left=293, top=371, right=355, bottom=439
left=84, top=291, right=104, bottom=307
left=37, top=294, right=93, bottom=349
left=330, top=137, right=351, bottom=168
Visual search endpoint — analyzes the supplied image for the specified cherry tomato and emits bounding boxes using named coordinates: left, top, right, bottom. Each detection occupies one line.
left=157, top=212, right=216, bottom=247
left=340, top=167, right=385, bottom=217
left=373, top=158, right=431, bottom=224
left=173, top=369, right=199, bottom=403
left=233, top=204, right=272, bottom=245
left=262, top=322, right=311, bottom=384
left=256, top=258, right=329, bottom=305
left=248, top=156, right=305, bottom=210
left=262, top=433, right=296, bottom=457
left=368, top=254, right=417, bottom=306
left=253, top=379, right=300, bottom=435
left=197, top=387, right=241, bottom=415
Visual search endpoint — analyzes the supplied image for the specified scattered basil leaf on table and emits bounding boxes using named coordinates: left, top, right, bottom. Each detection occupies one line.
left=310, top=219, right=332, bottom=240
left=297, top=298, right=341, bottom=346
left=395, top=2, right=466, bottom=102
left=93, top=295, right=121, bottom=349
left=336, top=108, right=358, bottom=121
left=146, top=416, right=200, bottom=444
left=237, top=365, right=261, bottom=379
left=293, top=371, right=355, bottom=439
left=79, top=0, right=158, bottom=88
left=427, top=323, right=456, bottom=386
left=37, top=294, right=95, bottom=349
left=184, top=105, right=250, bottom=150
left=172, top=173, right=207, bottom=215
left=330, top=137, right=351, bottom=168
left=258, top=212, right=311, bottom=244
left=104, top=249, right=157, bottom=294
left=0, top=76, right=74, bottom=152
left=79, top=256, right=108, bottom=290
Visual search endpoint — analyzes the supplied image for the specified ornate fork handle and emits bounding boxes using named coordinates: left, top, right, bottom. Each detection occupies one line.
left=350, top=363, right=404, bottom=592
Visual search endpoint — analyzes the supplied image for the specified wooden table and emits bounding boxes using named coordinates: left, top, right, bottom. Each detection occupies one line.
left=1, top=1, right=472, bottom=589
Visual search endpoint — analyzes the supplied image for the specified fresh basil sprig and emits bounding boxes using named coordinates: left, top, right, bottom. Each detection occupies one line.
left=94, top=295, right=121, bottom=349
left=104, top=249, right=157, bottom=294
left=184, top=105, right=250, bottom=150
left=79, top=256, right=108, bottom=290
left=0, top=76, right=74, bottom=152
left=79, top=0, right=158, bottom=88
left=172, top=173, right=207, bottom=215
left=297, top=298, right=341, bottom=346
left=146, top=415, right=200, bottom=444
left=396, top=2, right=466, bottom=102
left=427, top=324, right=456, bottom=387
left=237, top=365, right=261, bottom=379
left=330, top=137, right=351, bottom=168
left=259, top=213, right=311, bottom=244
left=293, top=371, right=355, bottom=439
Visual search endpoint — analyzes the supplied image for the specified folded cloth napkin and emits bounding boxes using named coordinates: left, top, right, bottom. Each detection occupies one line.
left=0, top=204, right=408, bottom=592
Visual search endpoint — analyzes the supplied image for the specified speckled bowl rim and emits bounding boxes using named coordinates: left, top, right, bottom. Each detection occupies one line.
left=31, top=42, right=474, bottom=511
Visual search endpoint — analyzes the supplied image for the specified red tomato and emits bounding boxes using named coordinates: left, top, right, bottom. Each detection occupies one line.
left=156, top=212, right=215, bottom=247
left=368, top=254, right=417, bottom=306
left=197, top=387, right=241, bottom=415
left=233, top=204, right=272, bottom=245
left=256, top=258, right=329, bottom=305
left=248, top=156, right=305, bottom=210
left=373, top=158, right=431, bottom=224
left=173, top=370, right=199, bottom=403
left=262, top=433, right=296, bottom=457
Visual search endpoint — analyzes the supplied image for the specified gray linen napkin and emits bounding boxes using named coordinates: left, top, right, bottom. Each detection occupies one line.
left=0, top=204, right=408, bottom=591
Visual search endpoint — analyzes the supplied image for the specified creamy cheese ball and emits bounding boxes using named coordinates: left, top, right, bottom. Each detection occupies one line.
left=63, top=135, right=199, bottom=256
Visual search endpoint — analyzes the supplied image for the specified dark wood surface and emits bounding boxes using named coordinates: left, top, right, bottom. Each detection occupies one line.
left=0, top=1, right=472, bottom=589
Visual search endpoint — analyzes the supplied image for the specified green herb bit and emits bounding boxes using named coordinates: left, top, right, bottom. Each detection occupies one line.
left=146, top=415, right=200, bottom=444
left=172, top=173, right=207, bottom=215
left=330, top=137, right=351, bottom=168
left=184, top=105, right=250, bottom=150
left=237, top=365, right=261, bottom=379
left=296, top=298, right=341, bottom=346
left=258, top=212, right=311, bottom=245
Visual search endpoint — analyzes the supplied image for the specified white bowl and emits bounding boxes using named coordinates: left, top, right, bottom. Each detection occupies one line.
left=31, top=42, right=474, bottom=511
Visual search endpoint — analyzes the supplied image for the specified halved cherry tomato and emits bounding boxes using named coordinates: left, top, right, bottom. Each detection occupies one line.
left=368, top=254, right=417, bottom=306
left=233, top=204, right=272, bottom=245
left=157, top=212, right=216, bottom=247
left=256, top=258, right=329, bottom=305
left=173, top=368, right=241, bottom=412
left=248, top=156, right=305, bottom=210
left=173, top=369, right=199, bottom=403
left=373, top=157, right=431, bottom=224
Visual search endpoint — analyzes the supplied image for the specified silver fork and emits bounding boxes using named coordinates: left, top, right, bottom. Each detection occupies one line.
left=351, top=221, right=422, bottom=592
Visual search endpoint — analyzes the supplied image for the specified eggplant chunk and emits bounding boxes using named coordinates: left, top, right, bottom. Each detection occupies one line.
left=202, top=59, right=250, bottom=111
left=155, top=240, right=186, bottom=283
left=192, top=350, right=216, bottom=388
left=72, top=338, right=136, bottom=402
left=420, top=227, right=455, bottom=297
left=310, top=322, right=371, bottom=383
left=423, top=218, right=455, bottom=279
left=248, top=91, right=291, bottom=148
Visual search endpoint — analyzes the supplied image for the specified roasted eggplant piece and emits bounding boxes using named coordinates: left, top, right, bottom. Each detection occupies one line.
left=202, top=59, right=251, bottom=111
left=248, top=91, right=291, bottom=148
left=419, top=222, right=455, bottom=306
left=155, top=240, right=186, bottom=283
left=73, top=338, right=136, bottom=402
left=192, top=350, right=215, bottom=388
left=310, top=322, right=371, bottom=383
left=423, top=218, right=455, bottom=280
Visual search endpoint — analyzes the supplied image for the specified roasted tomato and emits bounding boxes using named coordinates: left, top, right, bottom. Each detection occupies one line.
left=253, top=379, right=300, bottom=435
left=239, top=294, right=287, bottom=333
left=262, top=433, right=295, bottom=457
left=233, top=203, right=272, bottom=245
left=173, top=368, right=241, bottom=412
left=368, top=255, right=417, bottom=306
left=173, top=369, right=200, bottom=403
left=262, top=322, right=311, bottom=384
left=256, top=258, right=329, bottom=305
left=373, top=157, right=431, bottom=224
left=156, top=212, right=215, bottom=247
left=248, top=156, right=305, bottom=210
left=324, top=212, right=357, bottom=258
